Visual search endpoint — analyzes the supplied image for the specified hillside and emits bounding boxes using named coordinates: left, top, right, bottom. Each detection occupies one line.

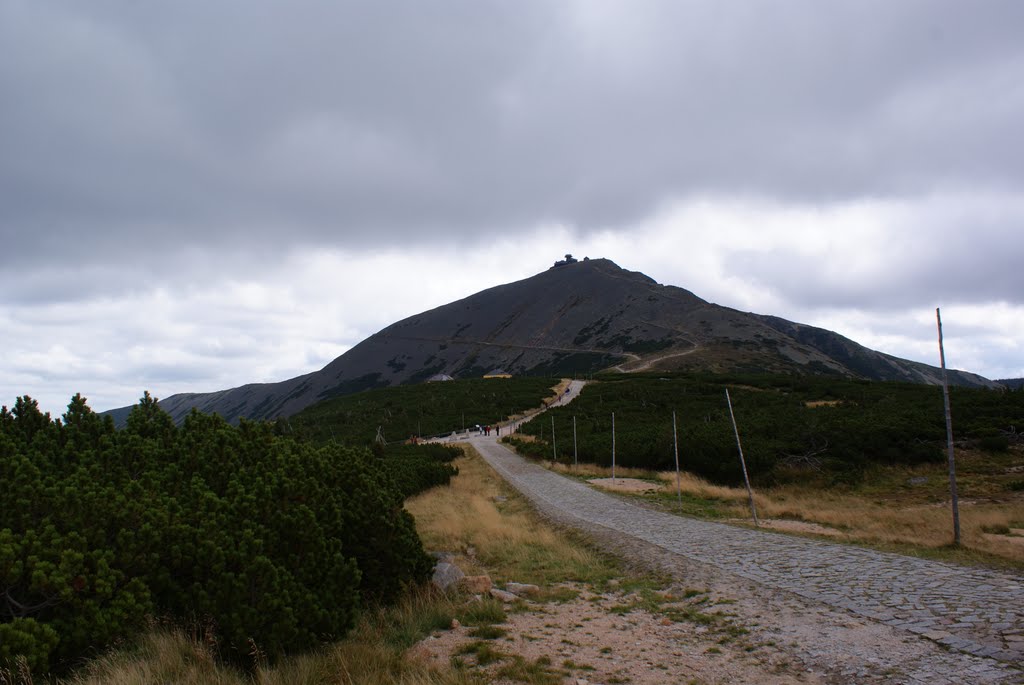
left=110, top=258, right=997, bottom=424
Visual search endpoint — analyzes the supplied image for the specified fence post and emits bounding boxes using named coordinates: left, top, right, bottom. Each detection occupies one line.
left=673, top=410, right=682, bottom=507
left=573, top=416, right=578, bottom=467
left=725, top=389, right=759, bottom=526
left=936, top=307, right=962, bottom=546
left=551, top=415, right=557, bottom=461
left=611, top=412, right=616, bottom=481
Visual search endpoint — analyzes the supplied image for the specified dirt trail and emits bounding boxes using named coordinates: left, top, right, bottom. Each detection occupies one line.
left=611, top=345, right=701, bottom=373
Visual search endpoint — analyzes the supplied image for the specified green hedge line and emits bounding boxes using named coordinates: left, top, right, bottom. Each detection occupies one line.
left=517, top=373, right=1024, bottom=486
left=0, top=393, right=435, bottom=675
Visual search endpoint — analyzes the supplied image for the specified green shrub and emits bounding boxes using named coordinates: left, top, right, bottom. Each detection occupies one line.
left=516, top=373, right=1024, bottom=485
left=0, top=618, right=60, bottom=674
left=0, top=393, right=432, bottom=675
left=979, top=435, right=1010, bottom=452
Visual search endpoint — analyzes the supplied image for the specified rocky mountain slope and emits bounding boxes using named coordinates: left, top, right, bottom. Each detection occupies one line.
left=109, top=257, right=997, bottom=424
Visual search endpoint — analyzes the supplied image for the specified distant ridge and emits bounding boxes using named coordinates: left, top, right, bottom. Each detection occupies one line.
left=106, top=258, right=998, bottom=424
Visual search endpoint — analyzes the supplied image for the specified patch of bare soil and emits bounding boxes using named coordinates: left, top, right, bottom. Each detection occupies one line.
left=411, top=583, right=821, bottom=685
left=588, top=478, right=661, bottom=494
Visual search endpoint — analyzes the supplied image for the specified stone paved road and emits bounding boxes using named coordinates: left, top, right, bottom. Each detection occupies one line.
left=469, top=434, right=1024, bottom=671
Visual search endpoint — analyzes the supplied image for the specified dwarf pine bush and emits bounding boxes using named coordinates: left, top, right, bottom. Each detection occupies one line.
left=0, top=393, right=433, bottom=676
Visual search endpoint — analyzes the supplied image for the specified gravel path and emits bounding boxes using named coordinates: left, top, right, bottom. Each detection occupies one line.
left=469, top=434, right=1024, bottom=680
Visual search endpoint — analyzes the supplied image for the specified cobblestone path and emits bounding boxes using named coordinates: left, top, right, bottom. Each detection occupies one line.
left=470, top=435, right=1024, bottom=670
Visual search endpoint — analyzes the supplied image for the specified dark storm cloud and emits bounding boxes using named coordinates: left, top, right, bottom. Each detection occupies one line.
left=3, top=0, right=1023, bottom=412
left=3, top=0, right=1023, bottom=280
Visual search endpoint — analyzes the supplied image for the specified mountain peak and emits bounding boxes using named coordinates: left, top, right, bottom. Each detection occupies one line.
left=117, top=260, right=996, bottom=424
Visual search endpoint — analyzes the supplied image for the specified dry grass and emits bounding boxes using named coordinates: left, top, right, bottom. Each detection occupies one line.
left=745, top=487, right=1024, bottom=559
left=406, top=445, right=619, bottom=586
left=545, top=461, right=668, bottom=482
left=62, top=598, right=478, bottom=685
left=541, top=459, right=1024, bottom=566
left=64, top=629, right=243, bottom=685
left=546, top=461, right=748, bottom=503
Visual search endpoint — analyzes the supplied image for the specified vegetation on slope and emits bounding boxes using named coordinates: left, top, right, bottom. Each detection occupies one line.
left=282, top=377, right=560, bottom=445
left=276, top=377, right=562, bottom=503
left=0, top=393, right=436, bottom=677
left=514, top=373, right=1024, bottom=486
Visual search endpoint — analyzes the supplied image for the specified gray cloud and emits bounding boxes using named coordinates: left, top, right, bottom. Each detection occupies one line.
left=723, top=192, right=1024, bottom=310
left=2, top=0, right=1023, bottom=411
left=4, top=1, right=1024, bottom=273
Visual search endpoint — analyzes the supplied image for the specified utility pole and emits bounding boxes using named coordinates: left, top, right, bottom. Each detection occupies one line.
left=551, top=415, right=557, bottom=461
left=673, top=410, right=682, bottom=507
left=612, top=412, right=616, bottom=482
left=573, top=415, right=578, bottom=467
left=725, top=389, right=758, bottom=526
left=937, top=308, right=962, bottom=546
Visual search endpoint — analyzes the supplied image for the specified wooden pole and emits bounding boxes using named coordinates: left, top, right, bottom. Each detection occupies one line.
left=673, top=410, right=682, bottom=507
left=573, top=415, right=578, bottom=467
left=551, top=415, right=557, bottom=461
left=936, top=308, right=962, bottom=546
left=611, top=412, right=616, bottom=482
left=725, top=389, right=759, bottom=526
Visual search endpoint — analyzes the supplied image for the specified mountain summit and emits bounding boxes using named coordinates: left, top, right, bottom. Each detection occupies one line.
left=120, top=258, right=995, bottom=423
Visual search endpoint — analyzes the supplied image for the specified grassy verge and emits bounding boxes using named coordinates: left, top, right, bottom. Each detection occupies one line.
left=405, top=444, right=627, bottom=588
left=533, top=453, right=1024, bottom=571
left=55, top=590, right=482, bottom=685
left=406, top=445, right=764, bottom=682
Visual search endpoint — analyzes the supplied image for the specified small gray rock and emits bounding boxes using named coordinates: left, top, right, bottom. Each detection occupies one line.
left=505, top=582, right=541, bottom=597
left=490, top=588, right=518, bottom=602
left=432, top=561, right=465, bottom=591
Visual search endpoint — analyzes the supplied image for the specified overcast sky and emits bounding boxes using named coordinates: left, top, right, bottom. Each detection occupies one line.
left=3, top=0, right=1022, bottom=417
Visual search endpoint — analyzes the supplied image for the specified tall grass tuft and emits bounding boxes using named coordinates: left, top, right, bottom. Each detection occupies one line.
left=62, top=589, right=480, bottom=685
left=406, top=446, right=621, bottom=586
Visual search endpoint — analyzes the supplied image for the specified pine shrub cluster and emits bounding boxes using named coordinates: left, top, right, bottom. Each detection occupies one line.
left=522, top=373, right=1024, bottom=485
left=0, top=393, right=433, bottom=675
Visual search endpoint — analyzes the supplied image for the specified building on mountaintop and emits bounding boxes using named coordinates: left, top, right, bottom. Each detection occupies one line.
left=425, top=373, right=455, bottom=382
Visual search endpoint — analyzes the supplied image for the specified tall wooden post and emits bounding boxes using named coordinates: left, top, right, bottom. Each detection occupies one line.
left=937, top=308, right=962, bottom=546
left=612, top=412, right=616, bottom=482
left=673, top=410, right=682, bottom=507
left=725, top=389, right=759, bottom=526
left=551, top=415, right=557, bottom=461
left=573, top=415, right=578, bottom=467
